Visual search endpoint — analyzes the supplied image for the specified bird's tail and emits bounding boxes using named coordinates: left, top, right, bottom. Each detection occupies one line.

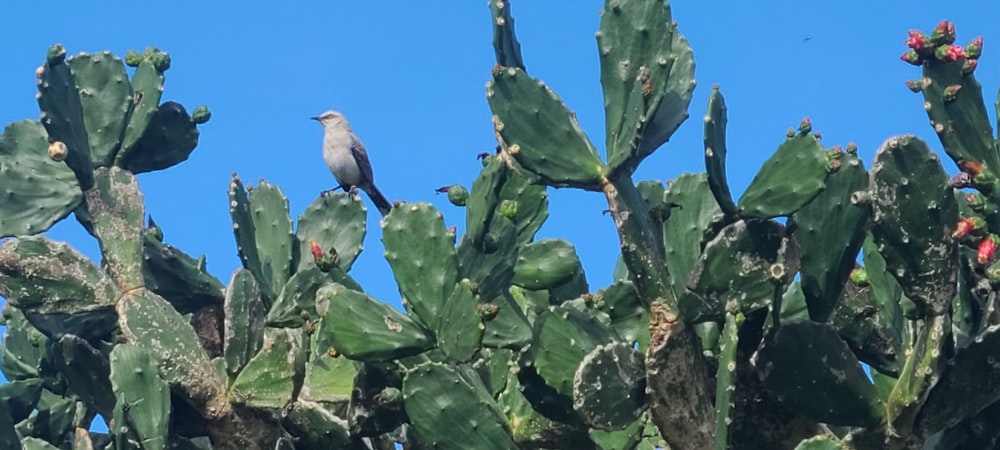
left=365, top=184, right=393, bottom=216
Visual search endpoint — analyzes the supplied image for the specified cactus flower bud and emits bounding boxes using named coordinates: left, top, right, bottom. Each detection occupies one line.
left=47, top=140, right=68, bottom=162
left=149, top=50, right=171, bottom=72
left=905, top=30, right=928, bottom=50
left=900, top=50, right=922, bottom=65
left=962, top=58, right=979, bottom=75
left=953, top=216, right=985, bottom=238
left=978, top=235, right=999, bottom=264
left=987, top=261, right=1000, bottom=287
left=904, top=79, right=924, bottom=93
left=309, top=239, right=338, bottom=272
left=951, top=172, right=972, bottom=188
left=846, top=142, right=858, bottom=155
left=966, top=36, right=984, bottom=59
left=46, top=44, right=67, bottom=65
left=943, top=84, right=962, bottom=102
left=478, top=303, right=500, bottom=321
left=499, top=199, right=518, bottom=218
left=959, top=160, right=985, bottom=177
left=797, top=117, right=812, bottom=136
left=309, top=239, right=324, bottom=262
left=192, top=105, right=211, bottom=124
left=936, top=45, right=965, bottom=62
left=849, top=267, right=869, bottom=286
left=930, top=20, right=957, bottom=46
left=146, top=216, right=164, bottom=242
left=124, top=49, right=142, bottom=67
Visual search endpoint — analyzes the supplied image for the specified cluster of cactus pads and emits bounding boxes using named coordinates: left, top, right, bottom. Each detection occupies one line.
left=3, top=1, right=1000, bottom=449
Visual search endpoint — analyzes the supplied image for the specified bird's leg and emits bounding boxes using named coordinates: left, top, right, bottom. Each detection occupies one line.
left=320, top=184, right=349, bottom=197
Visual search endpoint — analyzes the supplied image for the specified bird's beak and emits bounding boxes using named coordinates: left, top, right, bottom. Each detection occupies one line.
left=310, top=116, right=321, bottom=121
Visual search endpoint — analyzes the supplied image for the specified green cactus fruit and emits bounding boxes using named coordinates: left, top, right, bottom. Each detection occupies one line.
left=51, top=335, right=115, bottom=418
left=88, top=166, right=145, bottom=290
left=116, top=60, right=165, bottom=164
left=595, top=280, right=649, bottom=351
left=191, top=105, right=211, bottom=124
left=301, top=320, right=356, bottom=403
left=121, top=101, right=200, bottom=174
left=755, top=320, right=884, bottom=427
left=382, top=203, right=458, bottom=330
left=0, top=236, right=118, bottom=340
left=283, top=400, right=354, bottom=449
left=597, top=0, right=695, bottom=176
left=142, top=234, right=226, bottom=314
left=295, top=192, right=365, bottom=273
left=532, top=304, right=618, bottom=397
left=886, top=313, right=949, bottom=435
left=403, top=362, right=517, bottom=450
left=36, top=44, right=95, bottom=190
left=496, top=165, right=548, bottom=245
left=714, top=309, right=744, bottom=450
left=738, top=129, right=828, bottom=218
left=117, top=288, right=228, bottom=419
left=918, top=40, right=998, bottom=178
left=703, top=86, right=738, bottom=215
left=445, top=183, right=470, bottom=207
left=231, top=327, right=306, bottom=409
left=223, top=269, right=267, bottom=379
left=437, top=279, right=484, bottom=362
left=321, top=284, right=434, bottom=361
left=249, top=179, right=294, bottom=301
left=66, top=52, right=132, bottom=167
left=662, top=173, right=724, bottom=301
left=794, top=150, right=870, bottom=321
left=830, top=278, right=901, bottom=377
left=511, top=239, right=581, bottom=290
left=109, top=344, right=170, bottom=450
left=0, top=308, right=48, bottom=380
left=916, top=323, right=1000, bottom=435
left=0, top=120, right=83, bottom=237
left=681, top=219, right=785, bottom=322
left=572, top=341, right=645, bottom=431
left=487, top=67, right=606, bottom=190
left=870, top=135, right=959, bottom=316
left=489, top=0, right=524, bottom=70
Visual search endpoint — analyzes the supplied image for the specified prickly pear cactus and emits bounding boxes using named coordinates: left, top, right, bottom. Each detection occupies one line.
left=2, top=5, right=1000, bottom=450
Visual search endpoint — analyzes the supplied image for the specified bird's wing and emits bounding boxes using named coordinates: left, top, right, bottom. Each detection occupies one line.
left=350, top=135, right=376, bottom=185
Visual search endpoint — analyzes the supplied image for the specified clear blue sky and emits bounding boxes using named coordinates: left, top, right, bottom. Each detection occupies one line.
left=1, top=0, right=999, bottom=370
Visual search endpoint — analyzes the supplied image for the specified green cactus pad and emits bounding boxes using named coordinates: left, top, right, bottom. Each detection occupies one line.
left=117, top=288, right=227, bottom=419
left=496, top=364, right=594, bottom=448
left=302, top=323, right=356, bottom=403
left=714, top=310, right=742, bottom=450
left=487, top=67, right=606, bottom=190
left=533, top=304, right=618, bottom=397
left=0, top=308, right=48, bottom=380
left=66, top=52, right=132, bottom=167
left=886, top=313, right=949, bottom=435
left=143, top=234, right=226, bottom=314
left=662, top=173, right=723, bottom=301
left=228, top=174, right=267, bottom=298
left=437, top=280, right=484, bottom=362
left=681, top=219, right=784, bottom=322
left=499, top=171, right=548, bottom=246
left=489, top=0, right=524, bottom=70
left=109, top=344, right=170, bottom=450
left=116, top=60, right=165, bottom=166
left=869, top=135, right=958, bottom=316
left=793, top=436, right=843, bottom=450
left=738, top=132, right=828, bottom=218
left=403, top=362, right=517, bottom=450
left=51, top=335, right=114, bottom=417
left=283, top=400, right=353, bottom=449
left=0, top=236, right=118, bottom=340
left=88, top=166, right=145, bottom=290
left=916, top=323, right=1000, bottom=435
left=480, top=294, right=533, bottom=350
left=572, top=341, right=645, bottom=431
left=321, top=285, right=434, bottom=361
left=703, top=86, right=738, bottom=215
left=0, top=378, right=42, bottom=425
left=465, top=156, right=506, bottom=247
left=382, top=203, right=458, bottom=330
left=861, top=236, right=905, bottom=354
left=230, top=327, right=306, bottom=409
left=830, top=279, right=901, bottom=377
left=223, top=269, right=266, bottom=379
left=19, top=389, right=77, bottom=446
left=779, top=281, right=809, bottom=321
left=511, top=239, right=581, bottom=290
left=121, top=101, right=200, bottom=174
left=755, top=320, right=884, bottom=427
left=597, top=0, right=695, bottom=176
left=0, top=120, right=83, bottom=237
left=794, top=151, right=870, bottom=321
left=595, top=280, right=649, bottom=351
left=920, top=50, right=999, bottom=174
left=249, top=179, right=294, bottom=300
left=36, top=45, right=95, bottom=190
left=295, top=192, right=365, bottom=272
left=265, top=267, right=332, bottom=327
left=457, top=218, right=518, bottom=301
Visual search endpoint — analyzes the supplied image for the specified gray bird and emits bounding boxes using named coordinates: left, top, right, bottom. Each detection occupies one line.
left=311, top=110, right=392, bottom=216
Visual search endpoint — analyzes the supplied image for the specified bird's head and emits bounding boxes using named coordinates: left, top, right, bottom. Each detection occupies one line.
left=311, top=110, right=349, bottom=129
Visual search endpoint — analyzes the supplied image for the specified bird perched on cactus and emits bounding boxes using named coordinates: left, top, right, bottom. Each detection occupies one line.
left=312, top=110, right=392, bottom=215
